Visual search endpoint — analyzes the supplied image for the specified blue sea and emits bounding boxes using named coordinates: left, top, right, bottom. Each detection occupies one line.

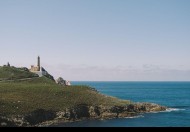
left=56, top=82, right=190, bottom=127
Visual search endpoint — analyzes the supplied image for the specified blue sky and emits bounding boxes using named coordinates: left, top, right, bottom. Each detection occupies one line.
left=0, top=0, right=190, bottom=81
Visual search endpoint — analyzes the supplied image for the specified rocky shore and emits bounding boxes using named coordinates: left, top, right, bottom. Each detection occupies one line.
left=1, top=103, right=166, bottom=127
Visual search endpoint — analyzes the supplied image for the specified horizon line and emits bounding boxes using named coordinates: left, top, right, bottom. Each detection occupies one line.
left=72, top=80, right=190, bottom=82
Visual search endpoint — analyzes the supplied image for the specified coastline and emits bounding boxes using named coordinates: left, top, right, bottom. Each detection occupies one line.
left=1, top=103, right=166, bottom=127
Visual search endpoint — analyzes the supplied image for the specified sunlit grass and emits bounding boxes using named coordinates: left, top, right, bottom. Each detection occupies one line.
left=0, top=77, right=131, bottom=116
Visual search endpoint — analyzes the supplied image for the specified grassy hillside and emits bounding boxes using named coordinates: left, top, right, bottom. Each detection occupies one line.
left=0, top=66, right=38, bottom=80
left=0, top=77, right=130, bottom=116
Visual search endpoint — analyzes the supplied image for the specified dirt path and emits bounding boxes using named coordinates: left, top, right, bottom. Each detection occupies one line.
left=0, top=77, right=39, bottom=82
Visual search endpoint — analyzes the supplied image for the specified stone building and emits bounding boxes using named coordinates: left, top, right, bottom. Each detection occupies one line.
left=30, top=56, right=47, bottom=77
left=30, top=56, right=40, bottom=72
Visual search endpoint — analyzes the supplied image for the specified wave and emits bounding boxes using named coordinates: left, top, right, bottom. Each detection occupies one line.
left=125, top=115, right=144, bottom=119
left=149, top=111, right=160, bottom=114
left=165, top=108, right=186, bottom=112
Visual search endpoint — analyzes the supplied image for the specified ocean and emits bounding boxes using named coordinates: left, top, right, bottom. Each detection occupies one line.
left=55, top=81, right=190, bottom=127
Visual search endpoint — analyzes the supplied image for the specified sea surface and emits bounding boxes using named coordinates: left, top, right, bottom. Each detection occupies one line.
left=56, top=81, right=190, bottom=127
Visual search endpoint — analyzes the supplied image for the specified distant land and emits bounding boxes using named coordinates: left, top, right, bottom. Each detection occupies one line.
left=0, top=65, right=166, bottom=127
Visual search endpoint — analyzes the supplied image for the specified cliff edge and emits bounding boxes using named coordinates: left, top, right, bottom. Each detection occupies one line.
left=0, top=67, right=166, bottom=127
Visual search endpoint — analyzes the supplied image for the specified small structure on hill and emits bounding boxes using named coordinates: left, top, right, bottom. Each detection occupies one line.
left=7, top=62, right=10, bottom=67
left=30, top=56, right=41, bottom=72
left=30, top=56, right=48, bottom=77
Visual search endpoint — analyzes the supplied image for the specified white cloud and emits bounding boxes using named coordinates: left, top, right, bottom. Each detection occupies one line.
left=43, top=63, right=190, bottom=81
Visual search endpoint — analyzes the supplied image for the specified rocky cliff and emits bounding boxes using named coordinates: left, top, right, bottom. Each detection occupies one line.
left=1, top=103, right=166, bottom=127
left=0, top=70, right=167, bottom=127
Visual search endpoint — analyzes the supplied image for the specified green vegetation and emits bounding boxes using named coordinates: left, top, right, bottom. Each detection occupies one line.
left=0, top=66, right=38, bottom=80
left=0, top=65, right=166, bottom=127
left=0, top=77, right=130, bottom=116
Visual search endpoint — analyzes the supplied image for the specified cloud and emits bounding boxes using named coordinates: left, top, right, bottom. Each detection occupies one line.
left=43, top=63, right=190, bottom=81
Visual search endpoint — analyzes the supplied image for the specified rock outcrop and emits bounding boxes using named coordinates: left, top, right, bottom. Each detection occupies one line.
left=56, top=77, right=67, bottom=86
left=56, top=77, right=71, bottom=86
left=0, top=103, right=166, bottom=127
left=44, top=103, right=166, bottom=126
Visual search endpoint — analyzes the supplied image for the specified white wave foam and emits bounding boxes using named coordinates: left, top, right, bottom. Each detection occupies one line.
left=125, top=115, right=144, bottom=119
left=165, top=108, right=185, bottom=112
left=149, top=111, right=159, bottom=114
